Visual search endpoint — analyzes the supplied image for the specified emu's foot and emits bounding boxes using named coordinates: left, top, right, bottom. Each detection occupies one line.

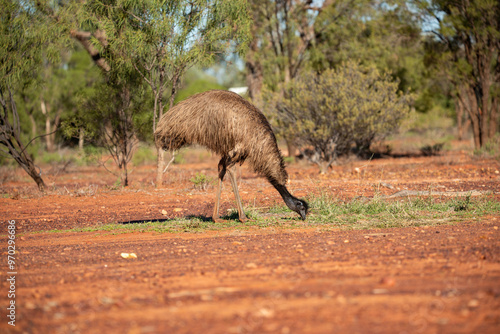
left=238, top=217, right=249, bottom=223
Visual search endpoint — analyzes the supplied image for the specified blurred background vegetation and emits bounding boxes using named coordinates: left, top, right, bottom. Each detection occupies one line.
left=1, top=0, right=498, bottom=189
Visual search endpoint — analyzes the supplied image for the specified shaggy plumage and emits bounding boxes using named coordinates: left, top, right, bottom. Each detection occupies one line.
left=155, top=90, right=308, bottom=221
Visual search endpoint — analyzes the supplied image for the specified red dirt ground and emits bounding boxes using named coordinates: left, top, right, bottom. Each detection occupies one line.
left=1, top=145, right=500, bottom=333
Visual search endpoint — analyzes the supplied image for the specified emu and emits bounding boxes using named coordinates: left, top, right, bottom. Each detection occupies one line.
left=154, top=90, right=308, bottom=222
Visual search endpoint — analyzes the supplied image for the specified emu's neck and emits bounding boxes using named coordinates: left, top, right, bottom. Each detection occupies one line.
left=271, top=181, right=297, bottom=210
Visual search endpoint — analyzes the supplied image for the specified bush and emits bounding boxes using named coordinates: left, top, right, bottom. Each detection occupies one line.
left=190, top=172, right=214, bottom=191
left=263, top=62, right=413, bottom=173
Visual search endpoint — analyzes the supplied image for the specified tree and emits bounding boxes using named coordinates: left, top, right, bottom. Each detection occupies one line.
left=61, top=49, right=103, bottom=152
left=75, top=69, right=148, bottom=186
left=263, top=62, right=412, bottom=173
left=0, top=0, right=65, bottom=191
left=69, top=0, right=251, bottom=186
left=246, top=0, right=416, bottom=156
left=246, top=0, right=351, bottom=96
left=245, top=0, right=350, bottom=137
left=415, top=0, right=500, bottom=148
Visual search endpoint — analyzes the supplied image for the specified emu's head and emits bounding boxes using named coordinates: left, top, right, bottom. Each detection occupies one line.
left=273, top=182, right=309, bottom=220
left=289, top=198, right=309, bottom=220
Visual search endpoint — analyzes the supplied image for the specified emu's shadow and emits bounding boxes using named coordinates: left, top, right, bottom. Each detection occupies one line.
left=119, top=211, right=244, bottom=225
left=120, top=215, right=213, bottom=225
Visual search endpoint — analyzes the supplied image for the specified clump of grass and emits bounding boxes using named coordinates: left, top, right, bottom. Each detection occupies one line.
left=49, top=217, right=253, bottom=235
left=474, top=134, right=500, bottom=160
left=21, top=193, right=499, bottom=236
left=302, top=192, right=499, bottom=229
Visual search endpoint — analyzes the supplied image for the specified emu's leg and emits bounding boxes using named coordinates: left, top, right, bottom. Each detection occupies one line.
left=212, top=158, right=227, bottom=223
left=227, top=167, right=247, bottom=223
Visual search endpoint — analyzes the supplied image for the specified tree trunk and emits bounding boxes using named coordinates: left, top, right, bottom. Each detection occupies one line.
left=317, top=161, right=329, bottom=174
left=155, top=69, right=179, bottom=187
left=246, top=60, right=263, bottom=103
left=456, top=97, right=465, bottom=140
left=45, top=117, right=54, bottom=152
left=40, top=99, right=61, bottom=152
left=24, top=160, right=46, bottom=192
left=79, top=127, right=84, bottom=152
left=286, top=140, right=296, bottom=159
left=155, top=145, right=165, bottom=187
left=15, top=148, right=46, bottom=192
left=41, top=99, right=53, bottom=152
left=459, top=86, right=482, bottom=149
left=489, top=98, right=499, bottom=139
left=245, top=38, right=263, bottom=103
left=121, top=164, right=129, bottom=187
left=1, top=89, right=46, bottom=192
left=2, top=135, right=47, bottom=192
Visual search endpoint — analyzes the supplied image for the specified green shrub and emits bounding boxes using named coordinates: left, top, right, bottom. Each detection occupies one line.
left=81, top=145, right=104, bottom=165
left=190, top=172, right=214, bottom=190
left=263, top=62, right=413, bottom=173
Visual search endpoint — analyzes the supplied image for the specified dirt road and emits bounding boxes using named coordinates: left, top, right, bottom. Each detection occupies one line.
left=1, top=221, right=499, bottom=334
left=1, top=150, right=499, bottom=333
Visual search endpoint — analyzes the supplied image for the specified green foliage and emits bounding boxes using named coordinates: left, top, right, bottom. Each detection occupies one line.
left=59, top=49, right=104, bottom=142
left=175, top=78, right=226, bottom=104
left=264, top=62, right=413, bottom=172
left=75, top=0, right=252, bottom=187
left=189, top=172, right=215, bottom=190
left=131, top=145, right=156, bottom=166
left=0, top=0, right=64, bottom=88
left=417, top=0, right=500, bottom=147
left=0, top=0, right=69, bottom=189
left=292, top=192, right=500, bottom=228
left=80, top=0, right=251, bottom=114
left=111, top=177, right=123, bottom=190
left=80, top=145, right=105, bottom=166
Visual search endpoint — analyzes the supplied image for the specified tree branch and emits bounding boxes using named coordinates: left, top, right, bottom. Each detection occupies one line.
left=70, top=30, right=111, bottom=72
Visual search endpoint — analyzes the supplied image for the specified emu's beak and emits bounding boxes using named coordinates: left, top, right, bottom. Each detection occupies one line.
left=300, top=210, right=307, bottom=220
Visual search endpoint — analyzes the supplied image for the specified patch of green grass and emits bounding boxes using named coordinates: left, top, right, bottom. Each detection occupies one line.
left=20, top=193, right=499, bottom=236
left=301, top=192, right=499, bottom=229
left=39, top=152, right=64, bottom=164
left=38, top=217, right=260, bottom=235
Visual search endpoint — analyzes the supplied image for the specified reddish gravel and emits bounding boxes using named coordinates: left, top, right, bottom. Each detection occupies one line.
left=1, top=148, right=499, bottom=333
